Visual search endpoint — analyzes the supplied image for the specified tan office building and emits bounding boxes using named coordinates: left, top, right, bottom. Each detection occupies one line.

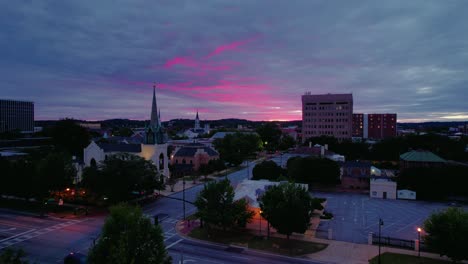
left=302, top=93, right=353, bottom=142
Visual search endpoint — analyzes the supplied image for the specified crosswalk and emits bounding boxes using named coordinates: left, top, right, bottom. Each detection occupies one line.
left=0, top=219, right=87, bottom=250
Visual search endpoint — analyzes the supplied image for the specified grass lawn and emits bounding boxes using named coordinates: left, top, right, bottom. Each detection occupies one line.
left=369, top=252, right=451, bottom=264
left=189, top=227, right=328, bottom=256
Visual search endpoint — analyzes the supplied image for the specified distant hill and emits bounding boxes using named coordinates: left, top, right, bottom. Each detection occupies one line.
left=35, top=118, right=303, bottom=129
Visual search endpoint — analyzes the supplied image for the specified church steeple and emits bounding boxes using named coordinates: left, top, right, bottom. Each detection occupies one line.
left=145, top=84, right=165, bottom=145
left=150, top=84, right=159, bottom=128
left=194, top=109, right=201, bottom=130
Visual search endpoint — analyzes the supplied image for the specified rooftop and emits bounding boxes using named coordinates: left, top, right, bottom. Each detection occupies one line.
left=400, top=150, right=446, bottom=163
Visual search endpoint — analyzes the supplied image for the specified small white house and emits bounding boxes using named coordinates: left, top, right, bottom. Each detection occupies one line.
left=370, top=178, right=397, bottom=199
left=397, top=189, right=417, bottom=200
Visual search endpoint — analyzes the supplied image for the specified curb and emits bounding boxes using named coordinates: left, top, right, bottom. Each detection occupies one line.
left=174, top=220, right=334, bottom=264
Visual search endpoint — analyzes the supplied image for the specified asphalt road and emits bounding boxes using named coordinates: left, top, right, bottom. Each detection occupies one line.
left=0, top=154, right=326, bottom=264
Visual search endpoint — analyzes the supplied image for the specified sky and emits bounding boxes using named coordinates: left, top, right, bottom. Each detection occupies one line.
left=1, top=1, right=468, bottom=122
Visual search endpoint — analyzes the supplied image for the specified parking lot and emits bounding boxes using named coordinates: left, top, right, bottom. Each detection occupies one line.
left=313, top=192, right=458, bottom=244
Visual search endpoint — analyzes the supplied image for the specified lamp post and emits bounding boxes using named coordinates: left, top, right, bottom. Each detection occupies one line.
left=182, top=177, right=186, bottom=221
left=259, top=210, right=263, bottom=236
left=378, top=218, right=384, bottom=264
left=417, top=227, right=422, bottom=258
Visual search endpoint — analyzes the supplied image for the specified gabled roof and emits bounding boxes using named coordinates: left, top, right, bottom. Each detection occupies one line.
left=97, top=143, right=141, bottom=153
left=173, top=145, right=219, bottom=157
left=400, top=150, right=446, bottom=163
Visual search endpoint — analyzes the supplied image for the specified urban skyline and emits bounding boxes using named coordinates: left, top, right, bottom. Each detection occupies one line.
left=1, top=1, right=468, bottom=122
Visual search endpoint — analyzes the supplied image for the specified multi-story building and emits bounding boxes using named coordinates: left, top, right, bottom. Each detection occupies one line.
left=352, top=113, right=397, bottom=139
left=302, top=93, right=353, bottom=142
left=0, top=99, right=34, bottom=133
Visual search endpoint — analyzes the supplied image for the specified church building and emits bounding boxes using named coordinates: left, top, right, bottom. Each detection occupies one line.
left=83, top=86, right=170, bottom=179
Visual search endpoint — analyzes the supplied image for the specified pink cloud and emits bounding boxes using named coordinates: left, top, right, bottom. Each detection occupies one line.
left=207, top=35, right=261, bottom=57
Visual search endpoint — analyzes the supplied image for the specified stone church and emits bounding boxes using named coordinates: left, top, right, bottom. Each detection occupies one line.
left=83, top=86, right=170, bottom=179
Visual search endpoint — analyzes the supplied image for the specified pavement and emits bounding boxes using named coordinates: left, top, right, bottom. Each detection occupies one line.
left=175, top=215, right=459, bottom=264
left=1, top=153, right=463, bottom=263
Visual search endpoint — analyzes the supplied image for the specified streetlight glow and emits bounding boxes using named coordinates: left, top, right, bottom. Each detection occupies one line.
left=417, top=227, right=422, bottom=233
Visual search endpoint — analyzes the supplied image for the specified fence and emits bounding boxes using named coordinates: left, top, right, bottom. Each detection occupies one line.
left=372, top=234, right=433, bottom=253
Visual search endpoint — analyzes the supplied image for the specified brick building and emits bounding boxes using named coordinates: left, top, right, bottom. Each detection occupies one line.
left=302, top=93, right=353, bottom=142
left=171, top=143, right=219, bottom=175
left=341, top=161, right=371, bottom=189
left=352, top=113, right=397, bottom=139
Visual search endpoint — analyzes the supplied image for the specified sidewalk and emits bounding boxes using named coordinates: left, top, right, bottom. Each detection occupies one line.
left=175, top=218, right=461, bottom=264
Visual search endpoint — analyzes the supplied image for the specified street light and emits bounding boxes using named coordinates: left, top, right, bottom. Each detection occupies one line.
left=259, top=210, right=263, bottom=236
left=183, top=177, right=186, bottom=221
left=417, top=227, right=422, bottom=258
left=378, top=218, right=384, bottom=264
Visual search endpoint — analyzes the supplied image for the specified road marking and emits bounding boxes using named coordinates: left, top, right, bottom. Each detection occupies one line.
left=0, top=229, right=36, bottom=243
left=166, top=239, right=183, bottom=249
left=0, top=228, right=16, bottom=232
left=0, top=219, right=87, bottom=250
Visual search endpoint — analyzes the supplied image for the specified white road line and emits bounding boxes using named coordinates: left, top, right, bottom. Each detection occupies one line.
left=164, top=233, right=177, bottom=241
left=166, top=239, right=183, bottom=249
left=0, top=229, right=36, bottom=243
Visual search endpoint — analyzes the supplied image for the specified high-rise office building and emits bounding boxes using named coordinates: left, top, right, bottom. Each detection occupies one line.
left=352, top=113, right=397, bottom=139
left=302, top=93, right=353, bottom=142
left=0, top=99, right=34, bottom=133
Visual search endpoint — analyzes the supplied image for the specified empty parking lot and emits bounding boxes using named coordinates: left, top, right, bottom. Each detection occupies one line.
left=313, top=192, right=459, bottom=244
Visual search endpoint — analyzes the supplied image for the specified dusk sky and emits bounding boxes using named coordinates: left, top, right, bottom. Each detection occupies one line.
left=1, top=1, right=468, bottom=122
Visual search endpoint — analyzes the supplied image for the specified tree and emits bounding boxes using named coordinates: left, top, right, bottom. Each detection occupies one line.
left=81, top=154, right=163, bottom=203
left=278, top=134, right=296, bottom=151
left=252, top=160, right=284, bottom=181
left=48, top=118, right=91, bottom=157
left=398, top=165, right=468, bottom=200
left=213, top=133, right=262, bottom=166
left=195, top=179, right=254, bottom=231
left=88, top=204, right=171, bottom=264
left=260, top=182, right=319, bottom=240
left=287, top=156, right=340, bottom=185
left=35, top=152, right=76, bottom=198
left=423, top=207, right=468, bottom=262
left=0, top=248, right=29, bottom=264
left=256, top=122, right=282, bottom=151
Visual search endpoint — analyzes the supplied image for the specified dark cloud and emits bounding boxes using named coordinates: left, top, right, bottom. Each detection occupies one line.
left=1, top=0, right=467, bottom=121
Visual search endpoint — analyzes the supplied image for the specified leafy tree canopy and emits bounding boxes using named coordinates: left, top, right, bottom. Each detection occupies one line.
left=260, top=182, right=319, bottom=239
left=252, top=160, right=285, bottom=181
left=88, top=204, right=171, bottom=264
left=287, top=156, right=340, bottom=185
left=213, top=133, right=262, bottom=166
left=81, top=154, right=163, bottom=203
left=423, top=207, right=468, bottom=262
left=256, top=123, right=282, bottom=151
left=195, top=179, right=254, bottom=231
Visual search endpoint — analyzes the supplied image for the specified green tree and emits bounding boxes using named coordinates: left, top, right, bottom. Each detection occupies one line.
left=0, top=248, right=29, bottom=264
left=88, top=204, right=171, bottom=264
left=81, top=154, right=163, bottom=203
left=278, top=134, right=296, bottom=151
left=48, top=118, right=91, bottom=157
left=195, top=179, right=254, bottom=231
left=287, top=156, right=340, bottom=185
left=35, top=152, right=76, bottom=198
left=213, top=133, right=262, bottom=166
left=256, top=122, right=282, bottom=151
left=252, top=160, right=284, bottom=181
left=423, top=207, right=468, bottom=262
left=260, top=182, right=318, bottom=240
